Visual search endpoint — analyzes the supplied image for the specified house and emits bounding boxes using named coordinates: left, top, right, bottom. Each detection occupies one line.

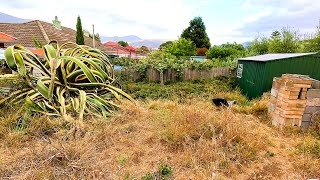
left=103, top=41, right=137, bottom=57
left=0, top=16, right=108, bottom=52
left=237, top=53, right=320, bottom=99
left=0, top=32, right=17, bottom=48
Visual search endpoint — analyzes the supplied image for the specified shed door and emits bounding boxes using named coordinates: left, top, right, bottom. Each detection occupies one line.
left=241, top=61, right=265, bottom=99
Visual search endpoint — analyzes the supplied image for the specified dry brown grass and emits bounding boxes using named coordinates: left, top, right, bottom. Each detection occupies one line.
left=1, top=98, right=320, bottom=179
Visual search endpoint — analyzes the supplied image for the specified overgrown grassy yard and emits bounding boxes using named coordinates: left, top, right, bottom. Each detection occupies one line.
left=1, top=78, right=320, bottom=179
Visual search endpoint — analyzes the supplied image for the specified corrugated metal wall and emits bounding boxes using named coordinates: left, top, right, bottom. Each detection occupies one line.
left=237, top=54, right=320, bottom=99
left=237, top=61, right=266, bottom=99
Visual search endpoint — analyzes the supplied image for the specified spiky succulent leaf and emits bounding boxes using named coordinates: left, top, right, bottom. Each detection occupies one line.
left=0, top=41, right=134, bottom=119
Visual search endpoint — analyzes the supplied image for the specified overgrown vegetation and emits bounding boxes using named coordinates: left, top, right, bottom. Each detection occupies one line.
left=0, top=42, right=133, bottom=119
left=248, top=27, right=320, bottom=55
left=1, top=93, right=320, bottom=178
left=122, top=78, right=248, bottom=104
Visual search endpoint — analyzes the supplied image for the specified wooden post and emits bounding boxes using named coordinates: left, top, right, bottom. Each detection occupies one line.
left=160, top=70, right=164, bottom=86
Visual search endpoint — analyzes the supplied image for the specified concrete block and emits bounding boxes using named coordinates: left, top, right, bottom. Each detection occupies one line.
left=304, top=106, right=320, bottom=114
left=271, top=88, right=278, bottom=97
left=301, top=121, right=311, bottom=129
left=268, top=103, right=276, bottom=112
left=307, top=89, right=320, bottom=98
left=302, top=114, right=312, bottom=122
left=312, top=80, right=320, bottom=89
left=306, top=98, right=320, bottom=106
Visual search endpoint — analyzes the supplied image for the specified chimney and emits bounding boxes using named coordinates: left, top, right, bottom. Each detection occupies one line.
left=52, top=16, right=61, bottom=30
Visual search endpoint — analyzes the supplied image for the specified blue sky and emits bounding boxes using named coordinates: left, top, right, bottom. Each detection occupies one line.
left=0, top=0, right=319, bottom=44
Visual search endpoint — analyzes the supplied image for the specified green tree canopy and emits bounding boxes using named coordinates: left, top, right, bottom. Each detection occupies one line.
left=76, top=16, right=85, bottom=45
left=301, top=25, right=320, bottom=52
left=181, top=17, right=211, bottom=49
left=206, top=42, right=245, bottom=59
left=247, top=37, right=269, bottom=55
left=163, top=38, right=196, bottom=57
left=118, top=41, right=128, bottom=47
left=248, top=29, right=301, bottom=55
left=136, top=46, right=150, bottom=55
left=268, top=29, right=300, bottom=53
left=159, top=41, right=173, bottom=50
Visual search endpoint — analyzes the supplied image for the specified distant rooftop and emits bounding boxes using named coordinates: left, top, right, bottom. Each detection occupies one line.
left=0, top=32, right=17, bottom=42
left=239, top=53, right=318, bottom=62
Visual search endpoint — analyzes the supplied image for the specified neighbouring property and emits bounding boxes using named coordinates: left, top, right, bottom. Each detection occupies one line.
left=0, top=32, right=17, bottom=48
left=0, top=17, right=119, bottom=55
left=237, top=53, right=320, bottom=99
left=103, top=41, right=137, bottom=58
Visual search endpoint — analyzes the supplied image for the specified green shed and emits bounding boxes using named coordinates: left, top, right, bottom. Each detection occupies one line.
left=236, top=53, right=320, bottom=99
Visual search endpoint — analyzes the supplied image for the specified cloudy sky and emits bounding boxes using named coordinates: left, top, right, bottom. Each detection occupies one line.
left=1, top=0, right=319, bottom=44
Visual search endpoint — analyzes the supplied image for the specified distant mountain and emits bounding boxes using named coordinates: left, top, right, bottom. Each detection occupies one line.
left=242, top=41, right=252, bottom=48
left=100, top=35, right=142, bottom=43
left=129, top=39, right=165, bottom=49
left=101, top=35, right=165, bottom=49
left=0, top=12, right=31, bottom=23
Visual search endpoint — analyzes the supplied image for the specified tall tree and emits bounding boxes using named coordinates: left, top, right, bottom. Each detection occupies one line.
left=76, top=16, right=85, bottom=45
left=181, top=17, right=211, bottom=49
left=268, top=29, right=300, bottom=53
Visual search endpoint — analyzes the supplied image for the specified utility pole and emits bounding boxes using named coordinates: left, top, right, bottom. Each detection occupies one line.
left=92, top=24, right=95, bottom=48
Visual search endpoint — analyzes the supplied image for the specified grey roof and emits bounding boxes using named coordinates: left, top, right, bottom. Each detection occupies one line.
left=239, top=53, right=318, bottom=62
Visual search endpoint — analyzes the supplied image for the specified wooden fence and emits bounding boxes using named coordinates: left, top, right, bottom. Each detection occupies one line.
left=115, top=67, right=231, bottom=82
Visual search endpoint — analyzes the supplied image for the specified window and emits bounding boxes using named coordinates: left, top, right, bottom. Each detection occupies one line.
left=237, top=64, right=243, bottom=78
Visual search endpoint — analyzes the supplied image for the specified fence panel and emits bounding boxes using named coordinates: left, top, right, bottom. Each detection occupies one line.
left=115, top=67, right=230, bottom=82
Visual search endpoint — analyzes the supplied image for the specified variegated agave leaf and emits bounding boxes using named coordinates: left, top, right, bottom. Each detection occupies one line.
left=0, top=41, right=134, bottom=120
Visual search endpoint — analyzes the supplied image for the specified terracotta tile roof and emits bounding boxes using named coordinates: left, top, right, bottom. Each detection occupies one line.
left=30, top=48, right=44, bottom=56
left=102, top=41, right=137, bottom=55
left=0, top=20, right=107, bottom=52
left=125, top=45, right=136, bottom=51
left=0, top=32, right=17, bottom=42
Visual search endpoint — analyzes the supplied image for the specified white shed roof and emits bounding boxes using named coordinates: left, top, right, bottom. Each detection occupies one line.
left=239, top=53, right=318, bottom=62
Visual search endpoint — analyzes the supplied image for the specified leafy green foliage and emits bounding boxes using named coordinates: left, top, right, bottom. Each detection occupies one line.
left=1, top=41, right=133, bottom=120
left=32, top=37, right=43, bottom=48
left=206, top=42, right=246, bottom=59
left=181, top=17, right=211, bottom=49
left=136, top=46, right=150, bottom=55
left=122, top=78, right=248, bottom=105
left=76, top=16, right=85, bottom=45
left=163, top=38, right=196, bottom=57
left=302, top=26, right=320, bottom=52
left=247, top=37, right=269, bottom=55
left=118, top=41, right=128, bottom=47
left=159, top=41, right=173, bottom=50
left=248, top=28, right=302, bottom=55
left=268, top=29, right=300, bottom=53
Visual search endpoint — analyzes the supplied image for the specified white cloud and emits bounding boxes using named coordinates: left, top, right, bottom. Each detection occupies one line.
left=0, top=0, right=319, bottom=45
left=0, top=0, right=197, bottom=40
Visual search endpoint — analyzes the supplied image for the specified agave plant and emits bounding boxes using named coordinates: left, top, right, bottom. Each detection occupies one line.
left=0, top=41, right=134, bottom=120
